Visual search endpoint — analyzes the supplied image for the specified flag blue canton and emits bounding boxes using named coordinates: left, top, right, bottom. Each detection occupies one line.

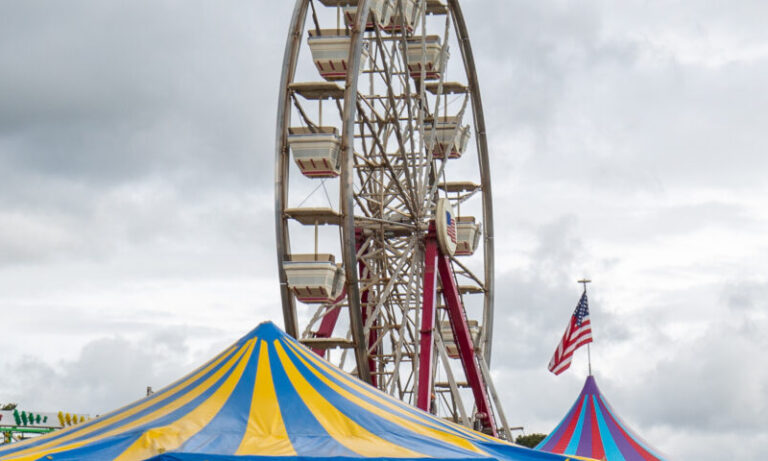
left=574, top=293, right=589, bottom=326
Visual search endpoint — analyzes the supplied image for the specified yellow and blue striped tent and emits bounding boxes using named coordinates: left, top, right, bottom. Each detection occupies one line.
left=0, top=322, right=591, bottom=461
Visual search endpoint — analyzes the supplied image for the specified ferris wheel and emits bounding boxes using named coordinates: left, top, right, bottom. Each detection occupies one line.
left=274, top=0, right=510, bottom=438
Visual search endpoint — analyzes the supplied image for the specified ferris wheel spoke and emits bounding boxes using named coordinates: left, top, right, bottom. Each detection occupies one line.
left=418, top=96, right=469, bottom=211
left=449, top=253, right=485, bottom=288
left=370, top=27, right=420, bottom=210
left=354, top=101, right=417, bottom=217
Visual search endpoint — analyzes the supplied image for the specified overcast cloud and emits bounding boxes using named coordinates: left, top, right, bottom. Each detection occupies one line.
left=1, top=1, right=766, bottom=459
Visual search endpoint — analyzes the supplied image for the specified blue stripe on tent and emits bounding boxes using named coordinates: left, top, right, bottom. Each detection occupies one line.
left=267, top=342, right=358, bottom=458
left=282, top=338, right=484, bottom=459
left=282, top=339, right=484, bottom=443
left=30, top=348, right=248, bottom=460
left=26, top=433, right=142, bottom=461
left=0, top=344, right=243, bottom=458
left=598, top=394, right=665, bottom=460
left=176, top=341, right=262, bottom=454
left=565, top=397, right=589, bottom=454
left=283, top=340, right=561, bottom=461
left=534, top=391, right=585, bottom=451
left=592, top=395, right=625, bottom=461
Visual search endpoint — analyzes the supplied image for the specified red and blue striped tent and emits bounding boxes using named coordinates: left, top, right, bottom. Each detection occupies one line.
left=535, top=376, right=664, bottom=461
left=0, top=322, right=593, bottom=461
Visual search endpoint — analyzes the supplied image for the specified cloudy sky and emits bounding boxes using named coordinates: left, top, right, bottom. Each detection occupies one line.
left=1, top=1, right=767, bottom=459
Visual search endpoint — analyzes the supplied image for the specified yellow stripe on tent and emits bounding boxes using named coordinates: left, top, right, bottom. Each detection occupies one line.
left=274, top=341, right=425, bottom=458
left=284, top=339, right=489, bottom=455
left=236, top=340, right=296, bottom=456
left=286, top=337, right=497, bottom=444
left=114, top=340, right=257, bottom=461
left=1, top=342, right=251, bottom=461
left=0, top=346, right=243, bottom=460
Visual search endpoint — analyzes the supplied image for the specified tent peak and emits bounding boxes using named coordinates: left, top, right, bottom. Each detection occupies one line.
left=246, top=320, right=284, bottom=341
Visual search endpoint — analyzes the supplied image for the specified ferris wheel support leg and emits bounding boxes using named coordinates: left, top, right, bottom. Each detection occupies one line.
left=437, top=253, right=497, bottom=436
left=417, top=227, right=439, bottom=412
left=311, top=305, right=342, bottom=358
left=356, top=230, right=378, bottom=388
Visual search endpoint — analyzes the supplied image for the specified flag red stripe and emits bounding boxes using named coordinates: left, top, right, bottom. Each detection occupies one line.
left=548, top=294, right=593, bottom=375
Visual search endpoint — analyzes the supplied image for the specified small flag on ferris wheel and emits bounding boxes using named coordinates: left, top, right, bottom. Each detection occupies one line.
left=445, top=211, right=457, bottom=244
left=548, top=292, right=593, bottom=375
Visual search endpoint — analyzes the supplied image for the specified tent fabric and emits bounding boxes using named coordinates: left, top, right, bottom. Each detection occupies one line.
left=535, top=376, right=664, bottom=461
left=0, top=322, right=591, bottom=461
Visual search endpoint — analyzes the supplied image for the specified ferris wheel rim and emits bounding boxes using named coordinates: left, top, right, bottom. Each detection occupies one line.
left=446, top=0, right=495, bottom=363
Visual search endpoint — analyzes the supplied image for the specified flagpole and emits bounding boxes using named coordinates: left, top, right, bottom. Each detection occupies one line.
left=578, top=279, right=592, bottom=376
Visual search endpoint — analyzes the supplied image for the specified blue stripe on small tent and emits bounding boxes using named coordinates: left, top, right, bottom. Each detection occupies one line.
left=176, top=342, right=262, bottom=454
left=534, top=391, right=585, bottom=451
left=592, top=395, right=625, bottom=461
left=282, top=339, right=482, bottom=442
left=565, top=396, right=588, bottom=454
left=282, top=339, right=483, bottom=459
left=267, top=342, right=358, bottom=458
left=0, top=344, right=242, bottom=458
left=476, top=443, right=577, bottom=461
left=597, top=394, right=665, bottom=460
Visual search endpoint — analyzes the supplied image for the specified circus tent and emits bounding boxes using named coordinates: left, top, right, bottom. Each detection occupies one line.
left=0, top=322, right=592, bottom=461
left=535, top=376, right=664, bottom=461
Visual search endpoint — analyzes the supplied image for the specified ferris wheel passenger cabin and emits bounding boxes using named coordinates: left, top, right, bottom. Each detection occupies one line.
left=342, top=0, right=394, bottom=30
left=440, top=320, right=481, bottom=359
left=455, top=216, right=481, bottom=256
left=427, top=116, right=471, bottom=159
left=405, top=35, right=447, bottom=80
left=283, top=253, right=346, bottom=304
left=287, top=126, right=341, bottom=178
left=382, top=0, right=420, bottom=33
left=308, top=29, right=369, bottom=81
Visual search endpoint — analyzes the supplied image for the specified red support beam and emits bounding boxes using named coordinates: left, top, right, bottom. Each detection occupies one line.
left=437, top=252, right=497, bottom=436
left=359, top=259, right=377, bottom=387
left=310, top=303, right=343, bottom=357
left=417, top=225, right=439, bottom=412
left=310, top=229, right=367, bottom=361
left=356, top=229, right=378, bottom=388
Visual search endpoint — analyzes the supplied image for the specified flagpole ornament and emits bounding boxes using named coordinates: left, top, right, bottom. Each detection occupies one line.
left=436, top=198, right=458, bottom=256
left=547, top=283, right=594, bottom=376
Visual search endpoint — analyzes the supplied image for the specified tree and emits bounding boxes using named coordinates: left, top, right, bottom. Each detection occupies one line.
left=0, top=403, right=17, bottom=411
left=515, top=433, right=548, bottom=449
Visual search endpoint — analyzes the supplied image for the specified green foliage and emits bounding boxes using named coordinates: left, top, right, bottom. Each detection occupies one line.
left=0, top=403, right=17, bottom=411
left=515, top=433, right=548, bottom=449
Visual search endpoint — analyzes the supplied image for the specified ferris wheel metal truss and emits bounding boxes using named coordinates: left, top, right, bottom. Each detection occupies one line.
left=274, top=0, right=510, bottom=438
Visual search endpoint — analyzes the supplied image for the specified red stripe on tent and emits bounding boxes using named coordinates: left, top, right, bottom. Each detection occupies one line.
left=552, top=396, right=584, bottom=453
left=589, top=402, right=605, bottom=460
left=604, top=409, right=660, bottom=461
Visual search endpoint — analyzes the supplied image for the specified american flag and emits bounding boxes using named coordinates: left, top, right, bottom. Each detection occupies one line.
left=548, top=292, right=593, bottom=375
left=446, top=211, right=456, bottom=244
